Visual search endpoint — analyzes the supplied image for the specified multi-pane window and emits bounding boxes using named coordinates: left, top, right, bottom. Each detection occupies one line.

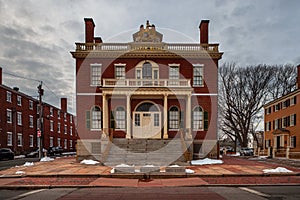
left=283, top=116, right=290, bottom=128
left=29, top=115, right=34, bottom=128
left=193, top=106, right=203, bottom=130
left=64, top=113, right=67, bottom=121
left=169, top=106, right=179, bottom=129
left=135, top=113, right=140, bottom=126
left=57, top=138, right=61, bottom=147
left=291, top=114, right=297, bottom=126
left=58, top=123, right=61, bottom=133
left=92, top=106, right=102, bottom=130
left=265, top=121, right=271, bottom=131
left=70, top=127, right=73, bottom=136
left=115, top=107, right=125, bottom=130
left=142, top=62, right=152, bottom=79
left=70, top=115, right=72, bottom=123
left=50, top=137, right=53, bottom=147
left=64, top=125, right=67, bottom=134
left=90, top=64, right=102, bottom=86
left=70, top=140, right=73, bottom=148
left=7, top=109, right=12, bottom=123
left=29, top=135, right=33, bottom=147
left=291, top=96, right=297, bottom=105
left=50, top=107, right=53, bottom=116
left=29, top=100, right=33, bottom=110
left=154, top=113, right=159, bottom=127
left=290, top=136, right=296, bottom=148
left=115, top=65, right=125, bottom=79
left=50, top=120, right=54, bottom=131
left=17, top=96, right=22, bottom=106
left=169, top=65, right=179, bottom=79
left=265, top=107, right=271, bottom=115
left=6, top=91, right=12, bottom=102
left=136, top=70, right=141, bottom=79
left=193, top=64, right=203, bottom=86
left=265, top=139, right=271, bottom=148
left=17, top=133, right=22, bottom=146
left=7, top=132, right=12, bottom=146
left=17, top=112, right=22, bottom=125
left=64, top=139, right=67, bottom=149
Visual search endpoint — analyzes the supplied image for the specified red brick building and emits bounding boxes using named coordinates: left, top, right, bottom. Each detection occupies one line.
left=71, top=19, right=222, bottom=162
left=263, top=65, right=300, bottom=158
left=0, top=67, right=77, bottom=155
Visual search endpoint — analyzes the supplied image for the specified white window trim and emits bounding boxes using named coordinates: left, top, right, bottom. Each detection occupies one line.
left=58, top=123, right=61, bottom=133
left=29, top=100, right=33, bottom=110
left=17, top=133, right=23, bottom=146
left=64, top=139, right=67, bottom=149
left=114, top=63, right=126, bottom=79
left=50, top=120, right=54, bottom=132
left=64, top=125, right=67, bottom=134
left=29, top=135, right=34, bottom=147
left=57, top=138, right=61, bottom=147
left=192, top=64, right=204, bottom=87
left=29, top=115, right=34, bottom=128
left=90, top=63, right=102, bottom=86
left=7, top=109, right=12, bottom=123
left=6, top=91, right=12, bottom=102
left=7, top=132, right=12, bottom=146
left=50, top=107, right=53, bottom=116
left=50, top=137, right=54, bottom=147
left=17, top=112, right=22, bottom=125
left=17, top=96, right=22, bottom=106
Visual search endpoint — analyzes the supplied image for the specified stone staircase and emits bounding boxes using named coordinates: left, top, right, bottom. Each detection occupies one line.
left=104, top=138, right=190, bottom=166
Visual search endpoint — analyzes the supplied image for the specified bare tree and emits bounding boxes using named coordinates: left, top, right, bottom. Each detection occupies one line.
left=219, top=63, right=296, bottom=148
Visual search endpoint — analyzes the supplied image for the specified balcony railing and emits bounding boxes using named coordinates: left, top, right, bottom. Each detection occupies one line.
left=103, top=79, right=191, bottom=88
left=75, top=42, right=219, bottom=53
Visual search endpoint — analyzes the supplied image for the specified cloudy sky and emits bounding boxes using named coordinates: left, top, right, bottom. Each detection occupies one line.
left=0, top=0, right=299, bottom=113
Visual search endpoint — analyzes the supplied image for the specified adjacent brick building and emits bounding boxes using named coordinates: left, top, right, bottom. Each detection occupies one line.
left=263, top=65, right=300, bottom=158
left=71, top=18, right=222, bottom=162
left=0, top=67, right=77, bottom=155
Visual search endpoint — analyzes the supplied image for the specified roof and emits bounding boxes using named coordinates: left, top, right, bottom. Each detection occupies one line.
left=264, top=88, right=300, bottom=108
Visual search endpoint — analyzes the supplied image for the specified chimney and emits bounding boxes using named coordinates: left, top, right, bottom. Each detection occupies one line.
left=297, top=64, right=300, bottom=89
left=61, top=98, right=67, bottom=113
left=84, top=18, right=95, bottom=43
left=94, top=37, right=102, bottom=43
left=199, top=20, right=209, bottom=44
left=0, top=67, right=2, bottom=85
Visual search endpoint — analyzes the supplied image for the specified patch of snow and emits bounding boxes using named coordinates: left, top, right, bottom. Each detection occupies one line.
left=160, top=170, right=166, bottom=173
left=40, top=157, right=54, bottom=162
left=15, top=171, right=25, bottom=175
left=115, top=164, right=134, bottom=167
left=80, top=159, right=100, bottom=165
left=14, top=155, right=25, bottom=159
left=168, top=165, right=180, bottom=167
left=185, top=169, right=195, bottom=174
left=143, top=165, right=156, bottom=167
left=191, top=158, right=223, bottom=165
left=135, top=169, right=141, bottom=173
left=227, top=152, right=240, bottom=157
left=110, top=168, right=115, bottom=174
left=23, top=162, right=34, bottom=167
left=263, top=167, right=293, bottom=173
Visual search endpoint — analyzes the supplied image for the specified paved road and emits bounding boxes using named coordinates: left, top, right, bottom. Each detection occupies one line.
left=1, top=186, right=300, bottom=200
left=0, top=158, right=39, bottom=171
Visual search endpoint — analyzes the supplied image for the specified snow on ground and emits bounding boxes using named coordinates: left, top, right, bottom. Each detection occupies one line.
left=115, top=164, right=134, bottom=167
left=191, top=158, right=223, bottom=165
left=263, top=167, right=293, bottom=173
left=40, top=157, right=54, bottom=162
left=23, top=162, right=34, bottom=167
left=142, top=165, right=156, bottom=167
left=168, top=164, right=181, bottom=167
left=110, top=168, right=115, bottom=174
left=15, top=171, right=25, bottom=175
left=14, top=155, right=25, bottom=159
left=185, top=169, right=195, bottom=174
left=80, top=159, right=99, bottom=165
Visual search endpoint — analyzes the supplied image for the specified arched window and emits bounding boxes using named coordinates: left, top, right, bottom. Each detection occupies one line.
left=115, top=107, right=126, bottom=130
left=169, top=106, right=180, bottom=130
left=193, top=106, right=203, bottom=130
left=91, top=106, right=102, bottom=130
left=142, top=62, right=152, bottom=79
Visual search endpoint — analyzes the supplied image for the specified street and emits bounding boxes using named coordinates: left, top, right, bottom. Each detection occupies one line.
left=0, top=158, right=39, bottom=171
left=1, top=186, right=300, bottom=200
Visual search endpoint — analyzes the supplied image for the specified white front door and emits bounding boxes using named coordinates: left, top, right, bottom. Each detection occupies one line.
left=133, top=112, right=161, bottom=138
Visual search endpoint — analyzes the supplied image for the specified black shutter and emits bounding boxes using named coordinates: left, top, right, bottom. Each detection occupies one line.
left=294, top=136, right=297, bottom=148
left=180, top=111, right=184, bottom=129
left=86, top=111, right=90, bottom=130
left=204, top=111, right=209, bottom=131
left=110, top=111, right=115, bottom=129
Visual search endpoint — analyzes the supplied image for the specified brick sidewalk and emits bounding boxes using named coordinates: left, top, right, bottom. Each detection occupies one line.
left=0, top=156, right=299, bottom=187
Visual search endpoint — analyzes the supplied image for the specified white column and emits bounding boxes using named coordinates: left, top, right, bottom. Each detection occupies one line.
left=102, top=94, right=108, bottom=135
left=186, top=94, right=191, bottom=137
left=126, top=94, right=131, bottom=139
left=163, top=94, right=168, bottom=139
